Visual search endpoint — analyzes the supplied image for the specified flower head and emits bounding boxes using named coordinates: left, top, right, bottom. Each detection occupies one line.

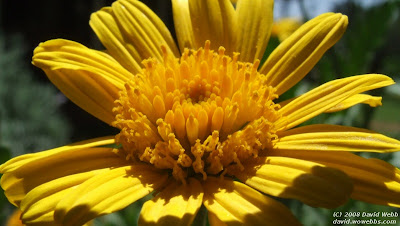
left=112, top=41, right=282, bottom=183
left=2, top=0, right=400, bottom=225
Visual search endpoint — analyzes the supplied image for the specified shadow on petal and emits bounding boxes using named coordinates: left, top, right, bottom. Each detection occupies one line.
left=54, top=164, right=169, bottom=226
left=231, top=156, right=354, bottom=209
left=139, top=211, right=201, bottom=226
left=268, top=150, right=400, bottom=207
left=0, top=140, right=123, bottom=207
left=202, top=177, right=301, bottom=225
left=139, top=178, right=203, bottom=225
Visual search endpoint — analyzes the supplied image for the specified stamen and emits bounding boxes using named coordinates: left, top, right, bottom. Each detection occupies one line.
left=112, top=41, right=281, bottom=181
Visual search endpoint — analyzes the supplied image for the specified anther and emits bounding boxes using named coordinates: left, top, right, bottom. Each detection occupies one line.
left=112, top=41, right=280, bottom=182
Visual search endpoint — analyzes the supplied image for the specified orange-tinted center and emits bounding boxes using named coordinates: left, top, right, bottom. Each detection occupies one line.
left=112, top=41, right=281, bottom=183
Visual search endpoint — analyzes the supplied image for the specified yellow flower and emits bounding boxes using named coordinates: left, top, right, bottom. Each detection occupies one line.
left=271, top=18, right=302, bottom=42
left=1, top=0, right=400, bottom=225
left=6, top=209, right=93, bottom=226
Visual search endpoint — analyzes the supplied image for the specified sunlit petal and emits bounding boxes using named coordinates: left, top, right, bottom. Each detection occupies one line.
left=260, top=13, right=348, bottom=95
left=278, top=94, right=382, bottom=111
left=270, top=150, right=400, bottom=207
left=235, top=0, right=273, bottom=62
left=54, top=164, right=168, bottom=225
left=275, top=124, right=400, bottom=152
left=325, top=94, right=382, bottom=113
left=203, top=177, right=301, bottom=225
left=111, top=0, right=179, bottom=60
left=232, top=156, right=353, bottom=208
left=0, top=137, right=117, bottom=206
left=90, top=7, right=143, bottom=73
left=172, top=0, right=196, bottom=51
left=20, top=169, right=110, bottom=225
left=189, top=0, right=236, bottom=53
left=139, top=178, right=203, bottom=225
left=275, top=74, right=394, bottom=131
left=32, top=39, right=132, bottom=124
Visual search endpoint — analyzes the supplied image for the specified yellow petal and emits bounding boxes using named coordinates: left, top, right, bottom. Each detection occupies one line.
left=189, top=0, right=236, bottom=53
left=232, top=156, right=353, bottom=208
left=32, top=39, right=132, bottom=124
left=20, top=213, right=56, bottom=226
left=279, top=94, right=382, bottom=111
left=32, top=39, right=130, bottom=88
left=350, top=159, right=400, bottom=208
left=325, top=94, right=382, bottom=113
left=139, top=178, right=203, bottom=225
left=0, top=137, right=119, bottom=206
left=172, top=0, right=196, bottom=51
left=235, top=0, right=273, bottom=62
left=260, top=13, right=348, bottom=95
left=111, top=0, right=179, bottom=61
left=203, top=177, right=301, bottom=225
left=20, top=169, right=109, bottom=225
left=208, top=211, right=227, bottom=226
left=0, top=136, right=114, bottom=173
left=90, top=7, right=143, bottom=73
left=270, top=149, right=400, bottom=207
left=275, top=74, right=394, bottom=131
left=275, top=124, right=400, bottom=152
left=54, top=164, right=168, bottom=226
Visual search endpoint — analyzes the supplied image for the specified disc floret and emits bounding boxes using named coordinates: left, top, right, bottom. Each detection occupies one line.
left=112, top=41, right=281, bottom=182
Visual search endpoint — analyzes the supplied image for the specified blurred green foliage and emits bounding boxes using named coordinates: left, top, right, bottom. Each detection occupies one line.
left=0, top=32, right=71, bottom=223
left=0, top=34, right=71, bottom=157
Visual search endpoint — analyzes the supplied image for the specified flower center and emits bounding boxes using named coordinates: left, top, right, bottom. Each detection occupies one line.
left=112, top=41, right=281, bottom=183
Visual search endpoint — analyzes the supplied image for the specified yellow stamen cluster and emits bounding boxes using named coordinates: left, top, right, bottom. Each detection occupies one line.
left=112, top=41, right=281, bottom=182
